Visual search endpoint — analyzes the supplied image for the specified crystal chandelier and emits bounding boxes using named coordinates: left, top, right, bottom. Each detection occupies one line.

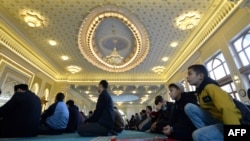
left=105, top=39, right=124, bottom=65
left=112, top=90, right=124, bottom=96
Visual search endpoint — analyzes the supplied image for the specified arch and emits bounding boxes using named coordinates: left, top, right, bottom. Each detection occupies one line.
left=31, top=83, right=39, bottom=95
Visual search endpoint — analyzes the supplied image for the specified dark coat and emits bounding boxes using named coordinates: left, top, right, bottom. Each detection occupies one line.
left=85, top=89, right=114, bottom=130
left=0, top=91, right=41, bottom=137
left=65, top=105, right=81, bottom=133
left=153, top=102, right=175, bottom=134
left=169, top=92, right=198, bottom=141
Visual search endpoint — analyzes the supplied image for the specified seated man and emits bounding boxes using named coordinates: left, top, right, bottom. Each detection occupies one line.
left=138, top=106, right=153, bottom=132
left=65, top=100, right=82, bottom=133
left=150, top=95, right=175, bottom=134
left=39, top=92, right=69, bottom=135
left=162, top=82, right=198, bottom=141
left=78, top=80, right=114, bottom=136
left=0, top=84, right=42, bottom=138
left=113, top=106, right=125, bottom=134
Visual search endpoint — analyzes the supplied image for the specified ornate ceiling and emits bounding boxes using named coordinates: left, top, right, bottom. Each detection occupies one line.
left=0, top=0, right=243, bottom=104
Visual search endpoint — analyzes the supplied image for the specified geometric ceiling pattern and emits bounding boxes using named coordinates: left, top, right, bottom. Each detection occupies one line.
left=0, top=0, right=242, bottom=104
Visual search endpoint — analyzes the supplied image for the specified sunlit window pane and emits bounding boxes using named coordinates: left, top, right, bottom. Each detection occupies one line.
left=233, top=37, right=242, bottom=52
left=243, top=34, right=250, bottom=48
left=231, top=83, right=236, bottom=91
left=221, top=84, right=232, bottom=93
left=223, top=63, right=230, bottom=75
left=209, top=72, right=215, bottom=80
left=213, top=59, right=221, bottom=68
left=235, top=93, right=240, bottom=100
left=217, top=53, right=225, bottom=62
left=214, top=66, right=226, bottom=80
left=239, top=51, right=249, bottom=66
left=206, top=61, right=213, bottom=71
left=230, top=94, right=235, bottom=99
left=245, top=47, right=250, bottom=61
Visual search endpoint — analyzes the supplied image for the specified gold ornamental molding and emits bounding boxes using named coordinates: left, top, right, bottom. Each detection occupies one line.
left=78, top=5, right=149, bottom=72
left=163, top=0, right=243, bottom=82
left=0, top=27, right=58, bottom=80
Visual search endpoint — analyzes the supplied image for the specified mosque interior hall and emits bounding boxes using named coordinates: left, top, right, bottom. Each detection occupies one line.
left=1, top=0, right=250, bottom=119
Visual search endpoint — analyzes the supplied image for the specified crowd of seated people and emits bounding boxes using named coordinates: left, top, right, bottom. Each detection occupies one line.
left=1, top=65, right=250, bottom=141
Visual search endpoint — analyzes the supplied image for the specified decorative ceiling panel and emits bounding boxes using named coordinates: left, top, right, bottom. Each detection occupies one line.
left=1, top=0, right=241, bottom=104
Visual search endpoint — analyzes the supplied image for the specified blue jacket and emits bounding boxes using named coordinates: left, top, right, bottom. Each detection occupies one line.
left=42, top=101, right=69, bottom=129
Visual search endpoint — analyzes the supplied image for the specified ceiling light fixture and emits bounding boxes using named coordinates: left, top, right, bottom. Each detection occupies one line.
left=48, top=40, right=57, bottom=46
left=170, top=42, right=178, bottom=47
left=116, top=102, right=123, bottom=106
left=67, top=65, right=82, bottom=74
left=175, top=11, right=201, bottom=30
left=23, top=12, right=44, bottom=27
left=113, top=90, right=124, bottom=96
left=152, top=66, right=165, bottom=74
left=61, top=55, right=69, bottom=61
left=162, top=57, right=169, bottom=62
left=90, top=97, right=97, bottom=102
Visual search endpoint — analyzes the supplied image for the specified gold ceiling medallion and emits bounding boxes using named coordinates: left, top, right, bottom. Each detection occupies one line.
left=78, top=6, right=149, bottom=72
left=175, top=11, right=201, bottom=30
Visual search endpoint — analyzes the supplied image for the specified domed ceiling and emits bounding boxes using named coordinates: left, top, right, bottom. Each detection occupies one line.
left=78, top=6, right=149, bottom=72
left=0, top=0, right=243, bottom=105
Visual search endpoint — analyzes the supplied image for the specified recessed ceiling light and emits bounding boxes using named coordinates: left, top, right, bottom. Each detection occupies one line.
left=61, top=55, right=69, bottom=61
left=170, top=42, right=178, bottom=47
left=48, top=40, right=57, bottom=46
left=162, top=57, right=169, bottom=62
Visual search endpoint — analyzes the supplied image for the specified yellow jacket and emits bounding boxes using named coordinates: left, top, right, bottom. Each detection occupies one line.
left=197, top=84, right=241, bottom=125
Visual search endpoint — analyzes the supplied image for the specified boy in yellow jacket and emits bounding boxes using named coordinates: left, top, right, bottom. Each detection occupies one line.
left=184, top=64, right=241, bottom=141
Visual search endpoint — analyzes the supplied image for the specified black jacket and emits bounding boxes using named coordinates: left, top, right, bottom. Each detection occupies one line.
left=85, top=89, right=114, bottom=130
left=65, top=105, right=81, bottom=132
left=0, top=91, right=41, bottom=137
left=152, top=101, right=175, bottom=134
left=169, top=92, right=198, bottom=141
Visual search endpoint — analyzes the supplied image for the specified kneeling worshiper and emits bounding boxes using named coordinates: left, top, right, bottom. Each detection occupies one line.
left=39, top=92, right=69, bottom=135
left=77, top=80, right=114, bottom=136
left=0, top=84, right=42, bottom=138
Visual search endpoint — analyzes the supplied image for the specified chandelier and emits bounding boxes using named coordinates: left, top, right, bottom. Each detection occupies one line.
left=112, top=90, right=124, bottom=96
left=105, top=39, right=124, bottom=65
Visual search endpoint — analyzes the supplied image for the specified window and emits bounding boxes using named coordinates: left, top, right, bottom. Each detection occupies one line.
left=205, top=52, right=240, bottom=100
left=206, top=53, right=230, bottom=80
left=231, top=28, right=250, bottom=87
left=232, top=30, right=250, bottom=67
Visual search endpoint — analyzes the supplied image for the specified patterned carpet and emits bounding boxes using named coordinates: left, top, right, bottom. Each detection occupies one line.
left=0, top=130, right=171, bottom=141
